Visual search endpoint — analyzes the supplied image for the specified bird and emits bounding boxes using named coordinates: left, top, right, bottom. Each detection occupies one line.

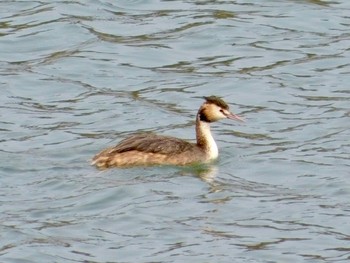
left=91, top=96, right=243, bottom=169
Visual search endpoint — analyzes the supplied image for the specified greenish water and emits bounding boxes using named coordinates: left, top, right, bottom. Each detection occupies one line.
left=1, top=1, right=349, bottom=262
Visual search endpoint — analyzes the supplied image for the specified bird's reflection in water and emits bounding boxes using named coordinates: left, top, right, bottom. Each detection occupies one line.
left=178, top=163, right=219, bottom=184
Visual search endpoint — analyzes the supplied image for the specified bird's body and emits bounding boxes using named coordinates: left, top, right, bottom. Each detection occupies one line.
left=91, top=96, right=243, bottom=169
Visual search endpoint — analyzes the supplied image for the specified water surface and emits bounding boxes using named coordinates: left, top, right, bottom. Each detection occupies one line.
left=1, top=0, right=349, bottom=262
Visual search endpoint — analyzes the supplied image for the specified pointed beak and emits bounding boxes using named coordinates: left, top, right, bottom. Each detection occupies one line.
left=226, top=112, right=245, bottom=122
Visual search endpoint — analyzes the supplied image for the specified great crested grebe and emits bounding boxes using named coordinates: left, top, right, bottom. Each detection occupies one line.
left=91, top=96, right=243, bottom=169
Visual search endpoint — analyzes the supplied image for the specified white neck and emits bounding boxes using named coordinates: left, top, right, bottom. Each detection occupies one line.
left=196, top=118, right=218, bottom=160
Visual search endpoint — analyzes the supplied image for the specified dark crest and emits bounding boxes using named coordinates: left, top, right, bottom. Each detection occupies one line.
left=204, top=96, right=229, bottom=110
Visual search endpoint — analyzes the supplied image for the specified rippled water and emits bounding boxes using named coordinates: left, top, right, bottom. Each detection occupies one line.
left=1, top=0, right=350, bottom=262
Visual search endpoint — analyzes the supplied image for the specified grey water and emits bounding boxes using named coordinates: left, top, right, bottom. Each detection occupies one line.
left=1, top=0, right=349, bottom=262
